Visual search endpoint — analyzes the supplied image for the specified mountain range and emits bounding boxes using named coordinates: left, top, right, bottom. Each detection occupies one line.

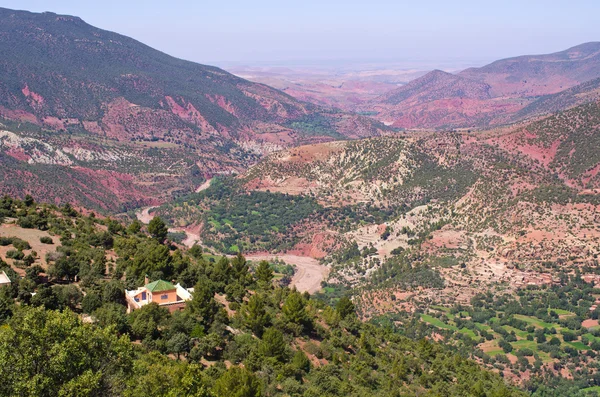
left=357, top=42, right=600, bottom=129
left=0, top=8, right=387, bottom=211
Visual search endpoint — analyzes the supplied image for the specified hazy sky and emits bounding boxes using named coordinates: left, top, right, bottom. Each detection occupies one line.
left=2, top=0, right=599, bottom=68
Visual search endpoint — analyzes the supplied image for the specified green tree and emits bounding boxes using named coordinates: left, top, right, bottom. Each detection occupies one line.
left=282, top=291, right=310, bottom=334
left=82, top=292, right=103, bottom=314
left=54, top=284, right=83, bottom=311
left=127, top=220, right=143, bottom=235
left=239, top=293, right=270, bottom=337
left=259, top=327, right=287, bottom=362
left=231, top=253, right=252, bottom=287
left=255, top=260, right=273, bottom=289
left=186, top=277, right=219, bottom=329
left=213, top=366, right=261, bottom=397
left=292, top=350, right=311, bottom=373
left=167, top=332, right=190, bottom=360
left=336, top=296, right=355, bottom=320
left=103, top=280, right=126, bottom=305
left=23, top=194, right=35, bottom=207
left=0, top=306, right=133, bottom=397
left=148, top=217, right=168, bottom=243
left=30, top=284, right=59, bottom=310
left=129, top=303, right=169, bottom=340
left=93, top=303, right=130, bottom=334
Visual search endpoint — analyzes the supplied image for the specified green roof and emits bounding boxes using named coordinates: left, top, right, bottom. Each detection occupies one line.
left=145, top=280, right=175, bottom=293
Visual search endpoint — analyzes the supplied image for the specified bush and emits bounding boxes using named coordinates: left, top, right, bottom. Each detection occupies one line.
left=11, top=238, right=30, bottom=251
left=6, top=250, right=24, bottom=260
left=40, top=236, right=53, bottom=244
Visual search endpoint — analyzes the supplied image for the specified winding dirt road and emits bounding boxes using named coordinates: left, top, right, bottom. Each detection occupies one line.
left=245, top=254, right=329, bottom=294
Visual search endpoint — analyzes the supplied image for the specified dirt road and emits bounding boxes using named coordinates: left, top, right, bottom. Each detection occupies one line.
left=135, top=206, right=200, bottom=248
left=135, top=206, right=157, bottom=224
left=195, top=178, right=212, bottom=193
left=245, top=254, right=329, bottom=294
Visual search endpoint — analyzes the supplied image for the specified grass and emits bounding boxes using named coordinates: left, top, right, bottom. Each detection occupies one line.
left=502, top=325, right=530, bottom=339
left=582, top=386, right=600, bottom=395
left=514, top=314, right=555, bottom=329
left=550, top=308, right=575, bottom=316
left=475, top=323, right=491, bottom=331
left=584, top=333, right=600, bottom=343
left=486, top=348, right=505, bottom=357
left=566, top=341, right=591, bottom=351
left=512, top=340, right=539, bottom=351
left=420, top=314, right=458, bottom=330
left=459, top=328, right=477, bottom=338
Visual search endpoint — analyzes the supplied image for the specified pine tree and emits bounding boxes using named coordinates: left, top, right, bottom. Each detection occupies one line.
left=239, top=293, right=270, bottom=337
left=148, top=216, right=168, bottom=243
left=213, top=366, right=261, bottom=397
left=255, top=260, right=274, bottom=289
left=282, top=291, right=310, bottom=334
left=336, top=296, right=355, bottom=319
left=259, top=327, right=287, bottom=362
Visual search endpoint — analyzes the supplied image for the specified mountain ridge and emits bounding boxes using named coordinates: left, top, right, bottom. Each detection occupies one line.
left=364, top=42, right=600, bottom=129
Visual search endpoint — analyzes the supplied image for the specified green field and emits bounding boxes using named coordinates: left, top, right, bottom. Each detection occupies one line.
left=514, top=314, right=556, bottom=329
left=550, top=308, right=575, bottom=316
left=421, top=314, right=458, bottom=330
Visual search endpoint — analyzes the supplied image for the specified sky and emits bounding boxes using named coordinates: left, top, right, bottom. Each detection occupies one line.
left=2, top=0, right=599, bottom=69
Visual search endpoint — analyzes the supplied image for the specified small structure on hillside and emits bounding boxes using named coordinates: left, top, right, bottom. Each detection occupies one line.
left=125, top=277, right=193, bottom=313
left=0, top=271, right=11, bottom=287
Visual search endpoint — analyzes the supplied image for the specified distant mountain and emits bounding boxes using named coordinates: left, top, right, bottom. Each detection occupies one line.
left=0, top=8, right=385, bottom=143
left=512, top=77, right=600, bottom=122
left=460, top=42, right=600, bottom=97
left=365, top=43, right=600, bottom=129
left=379, top=70, right=491, bottom=105
left=0, top=8, right=387, bottom=211
left=367, top=70, right=520, bottom=129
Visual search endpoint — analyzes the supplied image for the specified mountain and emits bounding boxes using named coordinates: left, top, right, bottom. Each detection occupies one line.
left=367, top=70, right=507, bottom=128
left=496, top=100, right=600, bottom=189
left=0, top=8, right=387, bottom=143
left=0, top=8, right=387, bottom=211
left=365, top=43, right=600, bottom=129
left=512, top=77, right=600, bottom=121
left=460, top=42, right=600, bottom=97
left=174, top=102, right=600, bottom=306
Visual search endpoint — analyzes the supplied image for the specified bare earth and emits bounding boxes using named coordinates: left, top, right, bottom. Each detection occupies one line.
left=135, top=206, right=157, bottom=224
left=195, top=178, right=212, bottom=193
left=245, top=254, right=329, bottom=294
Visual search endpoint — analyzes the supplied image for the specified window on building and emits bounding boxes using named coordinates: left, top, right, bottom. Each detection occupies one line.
left=161, top=294, right=168, bottom=300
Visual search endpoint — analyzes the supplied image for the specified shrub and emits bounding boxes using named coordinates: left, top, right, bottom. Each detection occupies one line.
left=12, top=239, right=30, bottom=251
left=40, top=236, right=53, bottom=244
left=6, top=250, right=24, bottom=260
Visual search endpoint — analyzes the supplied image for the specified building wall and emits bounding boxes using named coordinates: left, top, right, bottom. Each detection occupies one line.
left=163, top=302, right=187, bottom=313
left=150, top=289, right=178, bottom=304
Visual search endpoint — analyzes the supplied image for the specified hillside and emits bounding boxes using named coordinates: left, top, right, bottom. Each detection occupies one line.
left=513, top=78, right=600, bottom=122
left=460, top=42, right=600, bottom=97
left=0, top=7, right=388, bottom=210
left=151, top=109, right=600, bottom=386
left=364, top=43, right=600, bottom=129
left=368, top=70, right=512, bottom=128
left=0, top=195, right=526, bottom=397
left=495, top=100, right=600, bottom=188
left=0, top=8, right=387, bottom=143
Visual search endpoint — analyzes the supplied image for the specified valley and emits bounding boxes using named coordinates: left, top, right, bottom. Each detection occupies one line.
left=1, top=5, right=600, bottom=396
